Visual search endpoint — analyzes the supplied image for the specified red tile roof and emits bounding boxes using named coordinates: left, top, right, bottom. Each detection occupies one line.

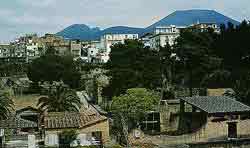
left=44, top=111, right=107, bottom=129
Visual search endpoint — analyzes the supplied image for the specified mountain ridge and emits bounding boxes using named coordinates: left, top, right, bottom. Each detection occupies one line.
left=56, top=9, right=240, bottom=40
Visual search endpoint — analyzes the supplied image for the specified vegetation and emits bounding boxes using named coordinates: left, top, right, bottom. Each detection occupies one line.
left=111, top=88, right=160, bottom=145
left=112, top=88, right=160, bottom=124
left=2, top=19, right=250, bottom=147
left=211, top=21, right=250, bottom=105
left=0, top=92, right=14, bottom=119
left=103, top=40, right=161, bottom=98
left=27, top=48, right=81, bottom=89
left=159, top=43, right=179, bottom=100
left=0, top=62, right=27, bottom=77
left=37, top=85, right=81, bottom=112
left=174, top=28, right=221, bottom=96
left=59, top=130, right=78, bottom=147
left=100, top=23, right=250, bottom=145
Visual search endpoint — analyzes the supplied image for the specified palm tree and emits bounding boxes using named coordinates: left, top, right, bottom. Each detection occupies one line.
left=37, top=86, right=81, bottom=112
left=0, top=92, right=14, bottom=119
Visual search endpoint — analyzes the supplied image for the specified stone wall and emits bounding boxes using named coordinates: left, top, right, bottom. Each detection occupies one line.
left=178, top=118, right=250, bottom=144
left=207, top=88, right=230, bottom=96
left=160, top=100, right=192, bottom=132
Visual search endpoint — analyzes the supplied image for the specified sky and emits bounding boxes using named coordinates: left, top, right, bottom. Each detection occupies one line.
left=0, top=0, right=250, bottom=43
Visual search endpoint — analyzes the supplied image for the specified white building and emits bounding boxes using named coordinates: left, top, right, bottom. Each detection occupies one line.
left=100, top=33, right=139, bottom=53
left=70, top=40, right=82, bottom=58
left=0, top=44, right=11, bottom=58
left=81, top=41, right=102, bottom=63
left=26, top=40, right=39, bottom=58
left=95, top=52, right=110, bottom=63
left=150, top=25, right=186, bottom=49
left=140, top=33, right=153, bottom=48
left=87, top=47, right=99, bottom=63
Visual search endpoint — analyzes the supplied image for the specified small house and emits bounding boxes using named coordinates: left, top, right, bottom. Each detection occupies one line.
left=179, top=96, right=250, bottom=142
left=44, top=111, right=109, bottom=147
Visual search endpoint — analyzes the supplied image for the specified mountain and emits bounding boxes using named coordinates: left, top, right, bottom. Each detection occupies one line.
left=101, top=26, right=145, bottom=36
left=56, top=9, right=240, bottom=40
left=146, top=9, right=240, bottom=32
left=56, top=25, right=144, bottom=41
left=56, top=24, right=101, bottom=40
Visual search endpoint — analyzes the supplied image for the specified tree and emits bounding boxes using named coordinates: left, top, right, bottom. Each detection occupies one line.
left=174, top=29, right=220, bottom=96
left=111, top=88, right=160, bottom=146
left=224, top=72, right=250, bottom=106
left=104, top=40, right=161, bottom=98
left=211, top=21, right=250, bottom=106
left=27, top=51, right=81, bottom=89
left=159, top=43, right=179, bottom=100
left=37, top=85, right=81, bottom=112
left=214, top=21, right=250, bottom=79
left=0, top=62, right=27, bottom=77
left=59, top=130, right=78, bottom=147
left=201, top=69, right=232, bottom=88
left=0, top=92, right=14, bottom=120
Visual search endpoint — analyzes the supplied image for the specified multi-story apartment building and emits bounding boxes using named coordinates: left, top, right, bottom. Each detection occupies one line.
left=140, top=33, right=153, bottom=48
left=100, top=33, right=139, bottom=53
left=39, top=34, right=70, bottom=55
left=95, top=52, right=110, bottom=63
left=0, top=34, right=42, bottom=63
left=26, top=39, right=40, bottom=62
left=70, top=40, right=82, bottom=58
left=16, top=34, right=41, bottom=62
left=150, top=25, right=186, bottom=50
left=0, top=43, right=27, bottom=63
left=0, top=44, right=12, bottom=58
left=81, top=41, right=103, bottom=63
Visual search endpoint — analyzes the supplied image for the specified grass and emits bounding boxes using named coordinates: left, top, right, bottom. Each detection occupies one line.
left=12, top=94, right=45, bottom=110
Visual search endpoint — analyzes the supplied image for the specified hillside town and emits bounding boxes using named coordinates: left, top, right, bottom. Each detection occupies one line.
left=0, top=21, right=220, bottom=64
left=1, top=5, right=250, bottom=148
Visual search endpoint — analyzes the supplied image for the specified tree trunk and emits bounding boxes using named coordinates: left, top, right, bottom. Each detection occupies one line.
left=120, top=114, right=130, bottom=147
left=189, top=68, right=193, bottom=97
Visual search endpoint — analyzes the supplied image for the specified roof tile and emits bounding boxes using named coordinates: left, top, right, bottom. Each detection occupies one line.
left=180, top=96, right=250, bottom=114
left=44, top=112, right=107, bottom=129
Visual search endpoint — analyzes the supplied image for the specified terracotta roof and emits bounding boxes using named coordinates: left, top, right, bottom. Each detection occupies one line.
left=181, top=96, right=250, bottom=114
left=44, top=111, right=107, bottom=129
left=0, top=116, right=38, bottom=129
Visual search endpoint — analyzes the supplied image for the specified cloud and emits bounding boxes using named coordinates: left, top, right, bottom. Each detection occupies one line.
left=18, top=0, right=59, bottom=8
left=0, top=0, right=249, bottom=42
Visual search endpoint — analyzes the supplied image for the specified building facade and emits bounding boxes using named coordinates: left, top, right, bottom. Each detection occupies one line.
left=150, top=25, right=186, bottom=49
left=0, top=34, right=41, bottom=63
left=100, top=33, right=139, bottom=53
left=0, top=44, right=12, bottom=58
left=44, top=112, right=109, bottom=147
left=70, top=40, right=82, bottom=58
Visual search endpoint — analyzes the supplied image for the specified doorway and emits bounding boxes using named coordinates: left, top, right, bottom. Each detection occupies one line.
left=227, top=122, right=237, bottom=139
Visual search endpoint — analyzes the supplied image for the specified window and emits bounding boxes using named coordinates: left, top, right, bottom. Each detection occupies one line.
left=172, top=27, right=176, bottom=33
left=91, top=132, right=102, bottom=145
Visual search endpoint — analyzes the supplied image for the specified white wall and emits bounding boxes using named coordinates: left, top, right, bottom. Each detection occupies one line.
left=45, top=134, right=59, bottom=147
left=101, top=34, right=139, bottom=53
